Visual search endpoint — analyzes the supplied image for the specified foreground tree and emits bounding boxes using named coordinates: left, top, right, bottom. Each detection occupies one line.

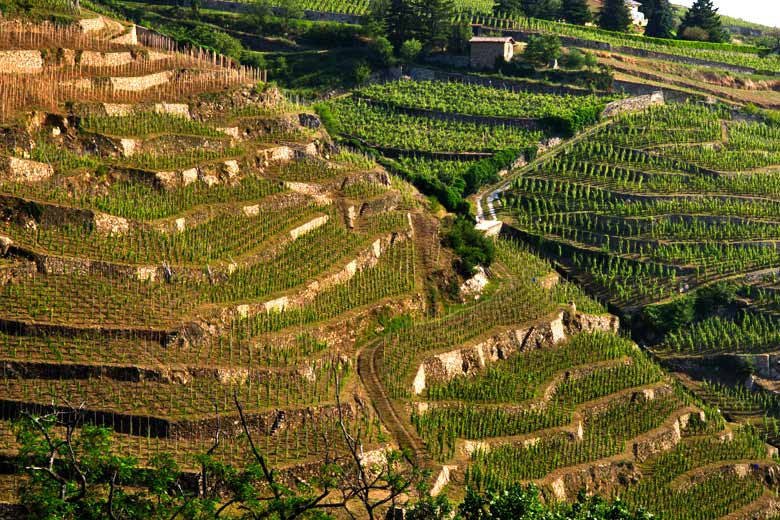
left=644, top=0, right=675, bottom=38
left=561, top=0, right=592, bottom=25
left=598, top=0, right=632, bottom=32
left=678, top=0, right=729, bottom=42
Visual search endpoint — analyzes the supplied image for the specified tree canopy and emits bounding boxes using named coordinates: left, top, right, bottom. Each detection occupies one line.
left=561, top=0, right=592, bottom=25
left=644, top=0, right=675, bottom=38
left=598, top=0, right=632, bottom=32
left=678, top=0, right=729, bottom=43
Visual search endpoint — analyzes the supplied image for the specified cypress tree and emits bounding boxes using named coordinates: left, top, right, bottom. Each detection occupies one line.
left=678, top=0, right=729, bottom=43
left=561, top=0, right=592, bottom=25
left=419, top=0, right=454, bottom=50
left=645, top=0, right=675, bottom=38
left=637, top=0, right=658, bottom=19
left=598, top=0, right=632, bottom=32
left=522, top=0, right=561, bottom=20
left=493, top=0, right=523, bottom=16
left=385, top=0, right=417, bottom=47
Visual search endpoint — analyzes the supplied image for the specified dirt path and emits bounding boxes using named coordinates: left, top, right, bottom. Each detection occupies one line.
left=357, top=339, right=436, bottom=472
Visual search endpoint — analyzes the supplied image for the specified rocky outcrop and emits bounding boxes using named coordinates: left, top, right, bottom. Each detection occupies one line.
left=547, top=461, right=641, bottom=502
left=632, top=408, right=705, bottom=462
left=412, top=309, right=619, bottom=395
left=460, top=266, right=490, bottom=301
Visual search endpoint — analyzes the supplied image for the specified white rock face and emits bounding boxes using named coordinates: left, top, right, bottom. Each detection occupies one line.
left=243, top=205, right=260, bottom=217
left=154, top=103, right=191, bottom=119
left=93, top=213, right=129, bottom=236
left=460, top=266, right=490, bottom=300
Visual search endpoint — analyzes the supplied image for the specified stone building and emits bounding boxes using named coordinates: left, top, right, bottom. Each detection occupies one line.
left=469, top=36, right=515, bottom=69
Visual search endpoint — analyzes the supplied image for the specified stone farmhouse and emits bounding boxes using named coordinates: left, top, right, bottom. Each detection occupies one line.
left=469, top=36, right=516, bottom=69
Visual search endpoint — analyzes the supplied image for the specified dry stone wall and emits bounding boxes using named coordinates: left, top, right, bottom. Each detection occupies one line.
left=602, top=91, right=665, bottom=118
left=109, top=70, right=172, bottom=92
left=412, top=309, right=620, bottom=394
left=0, top=50, right=43, bottom=73
left=0, top=157, right=53, bottom=183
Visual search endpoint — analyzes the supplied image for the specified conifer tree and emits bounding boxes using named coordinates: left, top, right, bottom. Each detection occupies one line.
left=561, top=0, right=592, bottom=25
left=523, top=0, right=561, bottom=20
left=493, top=0, right=523, bottom=16
left=385, top=0, right=419, bottom=47
left=598, top=0, right=632, bottom=32
left=678, top=0, right=729, bottom=43
left=645, top=0, right=675, bottom=38
left=420, top=0, right=455, bottom=50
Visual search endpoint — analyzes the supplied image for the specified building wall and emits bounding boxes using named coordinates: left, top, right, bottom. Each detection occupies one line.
left=470, top=42, right=513, bottom=69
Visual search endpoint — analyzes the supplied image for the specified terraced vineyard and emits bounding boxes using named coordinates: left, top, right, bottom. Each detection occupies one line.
left=378, top=238, right=780, bottom=517
left=322, top=81, right=619, bottom=214
left=2, top=5, right=780, bottom=520
left=493, top=102, right=780, bottom=310
left=0, top=10, right=432, bottom=505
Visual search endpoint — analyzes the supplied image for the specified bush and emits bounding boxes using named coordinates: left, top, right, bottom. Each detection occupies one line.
left=644, top=296, right=696, bottom=336
left=314, top=103, right=343, bottom=135
left=680, top=26, right=710, bottom=42
left=444, top=216, right=496, bottom=276
left=462, top=146, right=533, bottom=195
left=353, top=61, right=372, bottom=85
left=369, top=36, right=395, bottom=68
left=400, top=39, right=423, bottom=64
left=559, top=48, right=596, bottom=69
left=522, top=34, right=562, bottom=67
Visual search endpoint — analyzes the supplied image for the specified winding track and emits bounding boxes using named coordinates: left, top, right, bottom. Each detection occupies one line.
left=356, top=339, right=435, bottom=472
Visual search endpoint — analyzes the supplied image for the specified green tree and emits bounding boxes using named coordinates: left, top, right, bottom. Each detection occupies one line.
left=678, top=0, right=729, bottom=43
left=644, top=0, right=675, bottom=38
left=522, top=0, right=560, bottom=20
left=248, top=0, right=273, bottom=28
left=369, top=35, right=395, bottom=67
left=449, top=23, right=472, bottom=54
left=276, top=0, right=304, bottom=35
left=385, top=0, right=418, bottom=47
left=523, top=34, right=562, bottom=66
left=561, top=0, right=592, bottom=25
left=637, top=0, right=658, bottom=18
left=444, top=216, right=496, bottom=276
left=598, top=0, right=632, bottom=32
left=365, top=0, right=390, bottom=36
left=493, top=0, right=523, bottom=16
left=418, top=0, right=454, bottom=50
left=400, top=38, right=423, bottom=64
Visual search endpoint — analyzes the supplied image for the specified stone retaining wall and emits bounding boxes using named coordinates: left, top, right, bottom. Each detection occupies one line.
left=412, top=309, right=619, bottom=394
left=0, top=504, right=25, bottom=520
left=109, top=70, right=172, bottom=92
left=602, top=90, right=664, bottom=118
left=0, top=50, right=43, bottom=73
left=0, top=157, right=53, bottom=183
